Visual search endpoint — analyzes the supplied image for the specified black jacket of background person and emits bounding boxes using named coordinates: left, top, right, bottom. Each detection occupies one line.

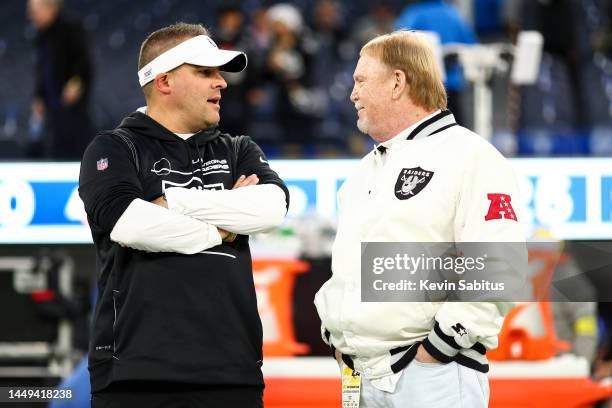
left=34, top=13, right=93, bottom=109
left=79, top=112, right=289, bottom=392
left=33, top=13, right=94, bottom=159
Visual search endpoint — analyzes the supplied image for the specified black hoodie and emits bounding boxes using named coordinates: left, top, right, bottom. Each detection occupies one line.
left=79, top=112, right=289, bottom=392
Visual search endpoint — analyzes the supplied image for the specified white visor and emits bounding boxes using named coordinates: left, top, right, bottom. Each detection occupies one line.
left=137, top=35, right=247, bottom=87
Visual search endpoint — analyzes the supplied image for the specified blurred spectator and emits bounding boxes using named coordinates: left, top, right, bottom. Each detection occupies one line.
left=246, top=6, right=273, bottom=53
left=261, top=3, right=322, bottom=154
left=214, top=5, right=250, bottom=136
left=600, top=0, right=612, bottom=56
left=240, top=6, right=284, bottom=153
left=0, top=0, right=601, bottom=159
left=352, top=1, right=397, bottom=47
left=27, top=0, right=94, bottom=160
left=240, top=6, right=277, bottom=150
left=394, top=0, right=477, bottom=126
left=310, top=0, right=355, bottom=151
left=311, top=0, right=349, bottom=70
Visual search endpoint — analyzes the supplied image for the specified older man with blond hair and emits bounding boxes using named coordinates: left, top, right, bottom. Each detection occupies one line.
left=315, top=31, right=526, bottom=407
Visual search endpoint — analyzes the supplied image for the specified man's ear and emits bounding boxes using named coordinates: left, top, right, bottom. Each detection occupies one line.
left=392, top=69, right=407, bottom=100
left=153, top=73, right=171, bottom=95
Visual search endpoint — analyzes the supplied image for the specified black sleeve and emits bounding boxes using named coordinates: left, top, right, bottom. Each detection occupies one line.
left=78, top=133, right=144, bottom=232
left=33, top=37, right=44, bottom=100
left=235, top=135, right=290, bottom=211
left=67, top=22, right=93, bottom=95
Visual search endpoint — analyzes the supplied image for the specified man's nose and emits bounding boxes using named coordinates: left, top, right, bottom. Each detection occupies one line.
left=214, top=71, right=227, bottom=89
left=350, top=85, right=358, bottom=102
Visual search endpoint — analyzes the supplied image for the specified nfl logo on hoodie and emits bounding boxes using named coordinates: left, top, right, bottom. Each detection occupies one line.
left=97, top=158, right=108, bottom=171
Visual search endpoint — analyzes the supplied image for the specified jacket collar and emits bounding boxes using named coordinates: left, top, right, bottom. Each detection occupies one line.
left=405, top=109, right=456, bottom=141
left=374, top=110, right=456, bottom=154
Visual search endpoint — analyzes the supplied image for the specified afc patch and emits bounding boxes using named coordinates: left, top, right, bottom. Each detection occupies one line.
left=484, top=193, right=517, bottom=221
left=96, top=158, right=108, bottom=171
left=394, top=167, right=434, bottom=200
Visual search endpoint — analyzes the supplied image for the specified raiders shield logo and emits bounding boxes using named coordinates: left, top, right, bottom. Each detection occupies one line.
left=394, top=167, right=434, bottom=200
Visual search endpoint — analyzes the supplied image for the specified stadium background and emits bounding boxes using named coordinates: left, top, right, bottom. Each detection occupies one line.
left=0, top=0, right=611, bottom=406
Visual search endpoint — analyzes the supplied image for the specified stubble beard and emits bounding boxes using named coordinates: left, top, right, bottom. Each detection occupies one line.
left=357, top=116, right=369, bottom=135
left=201, top=107, right=220, bottom=130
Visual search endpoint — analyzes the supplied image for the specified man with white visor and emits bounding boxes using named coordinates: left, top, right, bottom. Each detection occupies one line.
left=80, top=23, right=289, bottom=408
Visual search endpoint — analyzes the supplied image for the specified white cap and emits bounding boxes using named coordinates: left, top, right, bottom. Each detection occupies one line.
left=137, top=35, right=247, bottom=87
left=266, top=3, right=303, bottom=33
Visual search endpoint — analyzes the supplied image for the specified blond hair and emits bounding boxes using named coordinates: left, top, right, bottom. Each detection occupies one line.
left=361, top=30, right=447, bottom=111
left=138, top=23, right=209, bottom=99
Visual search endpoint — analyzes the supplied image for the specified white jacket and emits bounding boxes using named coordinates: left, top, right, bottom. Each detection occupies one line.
left=314, top=111, right=527, bottom=380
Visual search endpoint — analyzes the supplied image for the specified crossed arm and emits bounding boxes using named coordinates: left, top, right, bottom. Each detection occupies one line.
left=111, top=173, right=288, bottom=254
left=150, top=174, right=262, bottom=236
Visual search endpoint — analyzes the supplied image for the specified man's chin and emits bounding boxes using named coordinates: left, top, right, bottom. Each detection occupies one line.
left=357, top=120, right=368, bottom=135
left=203, top=116, right=220, bottom=129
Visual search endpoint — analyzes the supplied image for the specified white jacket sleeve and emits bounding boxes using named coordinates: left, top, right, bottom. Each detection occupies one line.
left=164, top=184, right=287, bottom=234
left=110, top=199, right=222, bottom=254
left=422, top=145, right=528, bottom=363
